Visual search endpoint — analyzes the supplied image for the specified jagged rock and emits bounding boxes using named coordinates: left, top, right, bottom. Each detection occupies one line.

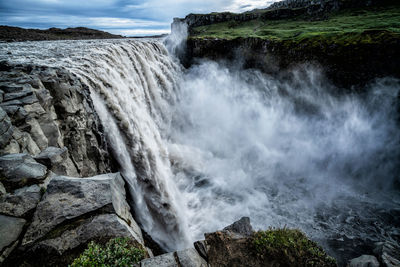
left=0, top=215, right=26, bottom=264
left=140, top=249, right=208, bottom=267
left=177, top=248, right=208, bottom=267
left=35, top=146, right=78, bottom=176
left=0, top=181, right=5, bottom=195
left=2, top=138, right=20, bottom=154
left=1, top=63, right=115, bottom=177
left=374, top=241, right=400, bottom=267
left=194, top=240, right=209, bottom=261
left=0, top=107, right=13, bottom=147
left=22, top=173, right=143, bottom=247
left=12, top=128, right=40, bottom=155
left=348, top=255, right=379, bottom=267
left=3, top=88, right=33, bottom=102
left=141, top=252, right=177, bottom=267
left=26, top=117, right=48, bottom=150
left=0, top=153, right=47, bottom=189
left=25, top=214, right=142, bottom=266
left=223, top=216, right=253, bottom=237
left=0, top=184, right=41, bottom=217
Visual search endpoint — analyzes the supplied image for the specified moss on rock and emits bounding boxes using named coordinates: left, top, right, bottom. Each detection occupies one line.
left=252, top=228, right=337, bottom=266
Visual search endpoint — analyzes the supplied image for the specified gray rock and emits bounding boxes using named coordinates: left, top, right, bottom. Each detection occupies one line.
left=0, top=153, right=47, bottom=189
left=0, top=184, right=41, bottom=217
left=0, top=181, right=5, bottom=196
left=35, top=146, right=78, bottom=176
left=223, top=216, right=253, bottom=237
left=1, top=138, right=20, bottom=154
left=23, top=173, right=143, bottom=246
left=13, top=129, right=41, bottom=155
left=3, top=89, right=33, bottom=102
left=141, top=252, right=178, bottom=267
left=31, top=214, right=141, bottom=255
left=26, top=117, right=48, bottom=150
left=177, top=248, right=208, bottom=267
left=0, top=85, right=24, bottom=93
left=348, top=255, right=379, bottom=267
left=0, top=215, right=26, bottom=263
left=374, top=241, right=400, bottom=267
left=194, top=240, right=209, bottom=261
left=0, top=107, right=13, bottom=147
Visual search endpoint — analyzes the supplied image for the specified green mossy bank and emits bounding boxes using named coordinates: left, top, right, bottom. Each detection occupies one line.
left=185, top=4, right=400, bottom=88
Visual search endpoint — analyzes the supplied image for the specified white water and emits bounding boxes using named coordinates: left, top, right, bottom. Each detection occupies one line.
left=1, top=39, right=399, bottom=262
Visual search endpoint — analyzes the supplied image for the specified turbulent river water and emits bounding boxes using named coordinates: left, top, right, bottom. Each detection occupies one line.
left=1, top=38, right=399, bottom=264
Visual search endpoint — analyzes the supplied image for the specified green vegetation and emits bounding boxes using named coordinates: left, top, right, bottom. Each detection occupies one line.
left=70, top=237, right=147, bottom=267
left=252, top=228, right=337, bottom=266
left=190, top=5, right=400, bottom=43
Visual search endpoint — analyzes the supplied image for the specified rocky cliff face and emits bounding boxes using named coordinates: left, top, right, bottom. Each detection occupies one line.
left=186, top=32, right=400, bottom=88
left=0, top=61, right=116, bottom=176
left=0, top=61, right=132, bottom=266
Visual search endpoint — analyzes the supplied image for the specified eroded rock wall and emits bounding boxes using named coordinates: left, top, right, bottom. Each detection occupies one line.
left=0, top=61, right=116, bottom=176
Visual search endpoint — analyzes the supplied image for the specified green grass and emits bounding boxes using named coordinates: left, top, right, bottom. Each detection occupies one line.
left=70, top=237, right=147, bottom=267
left=190, top=5, right=400, bottom=43
left=252, top=228, right=337, bottom=266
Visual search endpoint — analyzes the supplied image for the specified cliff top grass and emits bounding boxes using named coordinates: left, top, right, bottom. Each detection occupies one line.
left=190, top=5, right=400, bottom=43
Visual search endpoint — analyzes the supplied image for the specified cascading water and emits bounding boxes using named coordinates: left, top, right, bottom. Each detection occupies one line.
left=1, top=38, right=399, bottom=264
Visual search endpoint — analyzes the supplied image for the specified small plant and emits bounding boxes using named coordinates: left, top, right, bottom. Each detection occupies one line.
left=252, top=228, right=336, bottom=267
left=70, top=237, right=146, bottom=267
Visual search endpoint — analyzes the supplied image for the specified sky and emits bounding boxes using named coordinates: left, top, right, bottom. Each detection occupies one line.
left=0, top=0, right=281, bottom=36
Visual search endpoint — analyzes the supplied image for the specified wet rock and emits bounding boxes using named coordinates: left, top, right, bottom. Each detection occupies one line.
left=141, top=252, right=178, bottom=267
left=374, top=241, right=400, bottom=267
left=23, top=173, right=143, bottom=246
left=35, top=146, right=78, bottom=176
left=0, top=181, right=5, bottom=195
left=0, top=215, right=26, bottom=264
left=0, top=153, right=47, bottom=189
left=26, top=214, right=142, bottom=266
left=177, top=248, right=208, bottom=267
left=194, top=240, right=209, bottom=261
left=0, top=184, right=41, bottom=217
left=3, top=89, right=33, bottom=102
left=223, top=216, right=253, bottom=237
left=26, top=117, right=48, bottom=150
left=0, top=107, right=13, bottom=147
left=12, top=129, right=40, bottom=155
left=348, top=255, right=379, bottom=267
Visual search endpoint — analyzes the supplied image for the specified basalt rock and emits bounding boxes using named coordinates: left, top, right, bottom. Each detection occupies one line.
left=0, top=153, right=47, bottom=190
left=5, top=173, right=146, bottom=267
left=0, top=63, right=116, bottom=176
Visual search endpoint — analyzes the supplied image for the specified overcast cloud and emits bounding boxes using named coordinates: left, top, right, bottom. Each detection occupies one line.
left=0, top=0, right=280, bottom=36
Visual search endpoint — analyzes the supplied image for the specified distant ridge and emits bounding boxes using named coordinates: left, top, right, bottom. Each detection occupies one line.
left=0, top=26, right=123, bottom=42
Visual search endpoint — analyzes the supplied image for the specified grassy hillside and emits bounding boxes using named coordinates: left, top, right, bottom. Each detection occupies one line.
left=190, top=5, right=400, bottom=43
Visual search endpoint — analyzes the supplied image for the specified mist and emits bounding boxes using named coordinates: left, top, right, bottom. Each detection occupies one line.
left=167, top=59, right=400, bottom=261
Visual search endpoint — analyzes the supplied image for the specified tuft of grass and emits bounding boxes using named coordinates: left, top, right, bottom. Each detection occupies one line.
left=70, top=237, right=146, bottom=267
left=252, top=228, right=337, bottom=267
left=190, top=5, right=400, bottom=43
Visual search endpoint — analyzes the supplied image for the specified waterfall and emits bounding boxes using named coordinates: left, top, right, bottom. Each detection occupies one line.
left=1, top=38, right=399, bottom=262
left=67, top=40, right=191, bottom=251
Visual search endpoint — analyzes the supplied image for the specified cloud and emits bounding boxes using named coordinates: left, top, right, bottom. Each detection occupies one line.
left=0, top=0, right=281, bottom=36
